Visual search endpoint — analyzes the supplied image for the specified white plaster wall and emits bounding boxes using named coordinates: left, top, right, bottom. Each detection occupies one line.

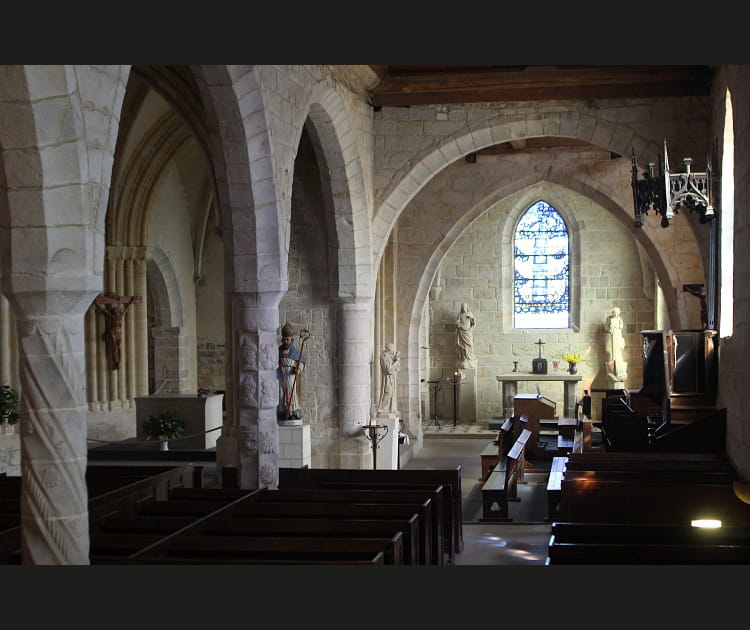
left=711, top=66, right=750, bottom=480
left=148, top=163, right=198, bottom=392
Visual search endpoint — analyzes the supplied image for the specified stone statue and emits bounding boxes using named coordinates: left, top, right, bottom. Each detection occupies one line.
left=604, top=307, right=627, bottom=384
left=277, top=321, right=307, bottom=422
left=377, top=343, right=400, bottom=415
left=455, top=302, right=477, bottom=369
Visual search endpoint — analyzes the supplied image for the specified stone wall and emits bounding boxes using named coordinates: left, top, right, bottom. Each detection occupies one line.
left=427, top=180, right=656, bottom=422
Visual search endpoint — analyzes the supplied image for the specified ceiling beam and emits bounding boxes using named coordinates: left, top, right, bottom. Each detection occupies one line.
left=369, top=65, right=713, bottom=106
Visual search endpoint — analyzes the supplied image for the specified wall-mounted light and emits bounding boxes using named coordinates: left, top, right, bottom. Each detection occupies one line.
left=631, top=140, right=714, bottom=228
left=690, top=519, right=722, bottom=529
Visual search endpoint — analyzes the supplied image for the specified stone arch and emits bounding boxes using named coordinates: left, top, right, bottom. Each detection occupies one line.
left=190, top=65, right=284, bottom=295
left=108, top=110, right=192, bottom=246
left=147, top=246, right=186, bottom=394
left=373, top=111, right=666, bottom=266
left=301, top=87, right=374, bottom=303
left=399, top=169, right=698, bottom=427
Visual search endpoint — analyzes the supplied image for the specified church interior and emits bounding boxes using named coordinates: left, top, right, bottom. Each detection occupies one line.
left=1, top=64, right=750, bottom=565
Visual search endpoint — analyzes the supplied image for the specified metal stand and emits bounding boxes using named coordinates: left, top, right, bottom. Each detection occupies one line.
left=451, top=372, right=461, bottom=427
left=361, top=423, right=389, bottom=470
left=425, top=380, right=443, bottom=428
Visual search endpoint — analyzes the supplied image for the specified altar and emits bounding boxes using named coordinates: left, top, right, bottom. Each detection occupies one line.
left=496, top=373, right=582, bottom=419
left=135, top=393, right=223, bottom=449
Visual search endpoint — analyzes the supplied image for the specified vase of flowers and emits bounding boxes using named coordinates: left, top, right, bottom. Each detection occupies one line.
left=0, top=385, right=20, bottom=434
left=141, top=411, right=185, bottom=451
left=197, top=387, right=210, bottom=398
left=562, top=352, right=583, bottom=374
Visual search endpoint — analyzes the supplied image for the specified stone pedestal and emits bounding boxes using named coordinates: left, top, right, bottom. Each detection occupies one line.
left=370, top=415, right=399, bottom=470
left=458, top=367, right=478, bottom=423
left=278, top=423, right=311, bottom=469
left=135, top=393, right=224, bottom=449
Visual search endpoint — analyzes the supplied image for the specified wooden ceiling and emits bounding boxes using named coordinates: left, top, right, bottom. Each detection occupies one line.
left=368, top=65, right=714, bottom=107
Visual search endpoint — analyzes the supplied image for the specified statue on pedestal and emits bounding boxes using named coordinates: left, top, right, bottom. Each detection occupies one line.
left=377, top=343, right=400, bottom=416
left=604, top=307, right=627, bottom=387
left=277, top=322, right=308, bottom=423
left=455, top=302, right=477, bottom=369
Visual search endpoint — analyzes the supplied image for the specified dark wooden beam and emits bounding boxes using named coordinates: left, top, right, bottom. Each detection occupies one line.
left=369, top=65, right=713, bottom=106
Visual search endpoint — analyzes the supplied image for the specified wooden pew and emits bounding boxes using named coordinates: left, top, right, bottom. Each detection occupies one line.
left=198, top=515, right=421, bottom=565
left=279, top=466, right=464, bottom=557
left=546, top=456, right=568, bottom=522
left=109, top=485, right=429, bottom=566
left=547, top=521, right=750, bottom=564
left=559, top=478, right=750, bottom=526
left=480, top=428, right=531, bottom=522
left=151, top=534, right=405, bottom=565
left=479, top=419, right=512, bottom=481
left=229, top=500, right=433, bottom=565
left=251, top=486, right=444, bottom=566
left=271, top=481, right=444, bottom=564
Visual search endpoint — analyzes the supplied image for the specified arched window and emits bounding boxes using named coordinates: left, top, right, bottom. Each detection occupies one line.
left=720, top=88, right=734, bottom=338
left=514, top=200, right=570, bottom=329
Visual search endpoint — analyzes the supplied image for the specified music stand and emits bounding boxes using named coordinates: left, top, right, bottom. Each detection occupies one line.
left=425, top=379, right=443, bottom=428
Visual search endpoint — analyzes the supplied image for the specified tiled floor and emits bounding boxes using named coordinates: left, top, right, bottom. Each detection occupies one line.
left=404, top=426, right=553, bottom=565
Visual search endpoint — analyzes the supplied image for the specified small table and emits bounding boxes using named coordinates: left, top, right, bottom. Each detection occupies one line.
left=496, top=373, right=582, bottom=419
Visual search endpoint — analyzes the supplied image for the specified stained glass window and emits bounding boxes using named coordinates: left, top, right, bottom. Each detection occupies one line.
left=514, top=200, right=569, bottom=328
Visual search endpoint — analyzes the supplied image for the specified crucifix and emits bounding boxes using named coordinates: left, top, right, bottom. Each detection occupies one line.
left=532, top=338, right=548, bottom=374
left=94, top=292, right=142, bottom=371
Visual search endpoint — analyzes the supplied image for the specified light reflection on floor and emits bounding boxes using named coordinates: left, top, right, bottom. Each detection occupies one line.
left=455, top=523, right=551, bottom=565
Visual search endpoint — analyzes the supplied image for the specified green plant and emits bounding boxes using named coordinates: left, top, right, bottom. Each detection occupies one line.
left=141, top=411, right=185, bottom=440
left=0, top=385, right=20, bottom=426
left=562, top=352, right=583, bottom=364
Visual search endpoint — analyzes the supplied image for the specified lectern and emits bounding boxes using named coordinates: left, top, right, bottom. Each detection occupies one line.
left=513, top=393, right=556, bottom=457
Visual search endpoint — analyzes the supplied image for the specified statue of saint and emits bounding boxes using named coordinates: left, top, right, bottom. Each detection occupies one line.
left=604, top=307, right=627, bottom=382
left=277, top=322, right=306, bottom=421
left=455, top=302, right=477, bottom=369
left=377, top=343, right=400, bottom=415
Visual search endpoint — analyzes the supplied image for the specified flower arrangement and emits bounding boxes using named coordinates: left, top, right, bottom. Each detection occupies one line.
left=0, top=385, right=20, bottom=426
left=197, top=387, right=210, bottom=398
left=562, top=352, right=583, bottom=364
left=141, top=411, right=185, bottom=440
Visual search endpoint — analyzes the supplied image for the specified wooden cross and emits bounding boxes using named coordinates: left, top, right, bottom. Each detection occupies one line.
left=95, top=292, right=143, bottom=371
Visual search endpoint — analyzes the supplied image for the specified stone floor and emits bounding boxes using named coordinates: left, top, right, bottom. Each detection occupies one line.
left=404, top=427, right=553, bottom=565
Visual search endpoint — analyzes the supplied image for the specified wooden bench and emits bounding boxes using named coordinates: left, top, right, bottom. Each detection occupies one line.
left=547, top=522, right=750, bottom=564
left=559, top=477, right=750, bottom=526
left=480, top=428, right=531, bottom=522
left=199, top=515, right=421, bottom=565
left=546, top=456, right=568, bottom=521
left=250, top=486, right=444, bottom=566
left=479, top=419, right=512, bottom=481
left=279, top=466, right=463, bottom=557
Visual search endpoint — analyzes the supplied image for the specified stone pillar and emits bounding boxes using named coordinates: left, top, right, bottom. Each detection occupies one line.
left=132, top=250, right=151, bottom=397
left=216, top=291, right=282, bottom=490
left=339, top=302, right=372, bottom=469
left=11, top=290, right=97, bottom=564
left=0, top=293, right=17, bottom=387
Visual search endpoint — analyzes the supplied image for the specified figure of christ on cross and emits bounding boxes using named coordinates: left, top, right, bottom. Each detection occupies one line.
left=94, top=292, right=142, bottom=371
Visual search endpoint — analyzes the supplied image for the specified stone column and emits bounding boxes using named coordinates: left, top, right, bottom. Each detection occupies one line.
left=216, top=291, right=282, bottom=490
left=132, top=250, right=151, bottom=397
left=11, top=290, right=97, bottom=564
left=339, top=302, right=372, bottom=469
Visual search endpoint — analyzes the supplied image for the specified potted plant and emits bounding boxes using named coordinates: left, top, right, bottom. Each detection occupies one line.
left=197, top=387, right=210, bottom=398
left=0, top=385, right=20, bottom=432
left=562, top=352, right=584, bottom=374
left=141, top=411, right=185, bottom=451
